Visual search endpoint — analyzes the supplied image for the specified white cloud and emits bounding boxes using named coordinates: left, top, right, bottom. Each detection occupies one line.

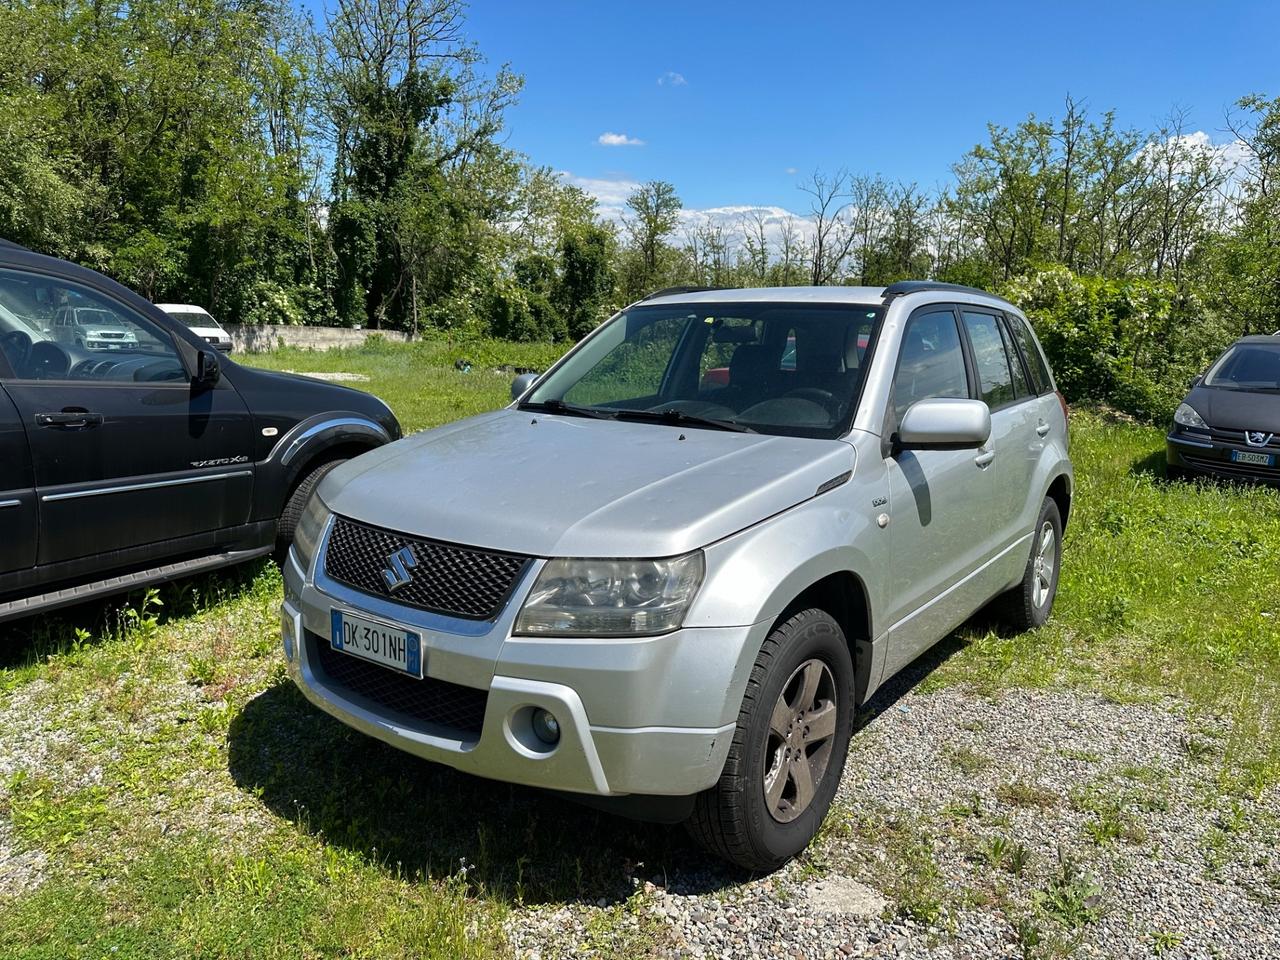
left=558, top=170, right=813, bottom=248
left=785, top=167, right=798, bottom=175
left=597, top=131, right=645, bottom=147
left=559, top=172, right=642, bottom=212
left=658, top=71, right=687, bottom=87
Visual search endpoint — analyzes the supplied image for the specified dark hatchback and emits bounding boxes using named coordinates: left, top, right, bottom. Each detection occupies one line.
left=0, top=240, right=401, bottom=624
left=1167, top=335, right=1280, bottom=485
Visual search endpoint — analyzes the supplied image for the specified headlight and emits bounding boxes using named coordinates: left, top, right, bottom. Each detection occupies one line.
left=292, top=491, right=331, bottom=575
left=1173, top=402, right=1208, bottom=430
left=514, top=553, right=705, bottom=637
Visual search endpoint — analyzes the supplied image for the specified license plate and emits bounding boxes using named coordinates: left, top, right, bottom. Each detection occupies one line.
left=330, top=609, right=422, bottom=677
left=1232, top=449, right=1274, bottom=467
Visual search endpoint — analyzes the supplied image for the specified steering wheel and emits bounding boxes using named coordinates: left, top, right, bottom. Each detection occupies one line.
left=0, top=330, right=32, bottom=374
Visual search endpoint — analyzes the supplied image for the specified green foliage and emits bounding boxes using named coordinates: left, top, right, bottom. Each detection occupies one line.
left=1003, top=265, right=1232, bottom=422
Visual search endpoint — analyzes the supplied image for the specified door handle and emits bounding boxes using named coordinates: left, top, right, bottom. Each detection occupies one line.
left=974, top=449, right=995, bottom=468
left=1036, top=421, right=1051, bottom=437
left=35, top=411, right=104, bottom=430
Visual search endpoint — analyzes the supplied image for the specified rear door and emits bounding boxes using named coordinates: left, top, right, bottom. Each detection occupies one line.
left=0, top=369, right=36, bottom=575
left=958, top=309, right=1039, bottom=556
left=0, top=265, right=255, bottom=567
left=883, top=304, right=995, bottom=675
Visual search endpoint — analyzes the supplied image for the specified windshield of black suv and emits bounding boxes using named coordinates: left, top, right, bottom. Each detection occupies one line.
left=1204, top=341, right=1280, bottom=391
left=522, top=302, right=883, bottom=438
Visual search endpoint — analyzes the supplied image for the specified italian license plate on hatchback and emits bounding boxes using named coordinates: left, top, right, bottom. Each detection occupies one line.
left=330, top=609, right=422, bottom=677
left=1232, top=449, right=1274, bottom=467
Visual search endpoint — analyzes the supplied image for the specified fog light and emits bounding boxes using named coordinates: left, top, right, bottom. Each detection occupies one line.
left=531, top=708, right=560, bottom=745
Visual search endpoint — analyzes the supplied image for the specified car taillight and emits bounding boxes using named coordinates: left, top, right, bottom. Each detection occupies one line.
left=1056, top=391, right=1069, bottom=422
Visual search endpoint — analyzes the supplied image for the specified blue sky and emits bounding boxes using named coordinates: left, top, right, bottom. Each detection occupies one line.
left=460, top=0, right=1280, bottom=215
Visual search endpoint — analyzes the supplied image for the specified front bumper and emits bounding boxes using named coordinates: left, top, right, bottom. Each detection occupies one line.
left=280, top=546, right=748, bottom=799
left=1167, top=432, right=1280, bottom=485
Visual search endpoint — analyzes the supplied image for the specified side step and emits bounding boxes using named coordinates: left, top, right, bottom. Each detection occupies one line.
left=0, top=547, right=273, bottom=625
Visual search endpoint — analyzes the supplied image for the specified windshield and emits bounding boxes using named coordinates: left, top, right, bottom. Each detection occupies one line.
left=167, top=310, right=221, bottom=331
left=1204, top=342, right=1280, bottom=390
left=76, top=309, right=127, bottom=328
left=524, top=302, right=883, bottom=438
left=0, top=300, right=48, bottom=341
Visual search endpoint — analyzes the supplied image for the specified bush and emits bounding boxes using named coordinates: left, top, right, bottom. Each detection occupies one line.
left=1002, top=266, right=1234, bottom=423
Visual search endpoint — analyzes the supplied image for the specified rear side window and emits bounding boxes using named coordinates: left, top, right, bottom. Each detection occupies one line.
left=1006, top=314, right=1053, bottom=395
left=961, top=311, right=1017, bottom=408
left=996, top=316, right=1031, bottom=400
left=892, top=308, right=969, bottom=420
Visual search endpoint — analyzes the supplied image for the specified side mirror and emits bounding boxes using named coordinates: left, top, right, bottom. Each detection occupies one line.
left=193, top=347, right=221, bottom=388
left=511, top=371, right=539, bottom=401
left=1189, top=374, right=1203, bottom=389
left=897, top=398, right=991, bottom=450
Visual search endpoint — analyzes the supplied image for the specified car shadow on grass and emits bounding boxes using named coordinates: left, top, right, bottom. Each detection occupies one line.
left=227, top=634, right=961, bottom=906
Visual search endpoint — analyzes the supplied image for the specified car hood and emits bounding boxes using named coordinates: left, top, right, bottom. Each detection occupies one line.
left=1187, top=385, right=1280, bottom=431
left=320, top=408, right=857, bottom=557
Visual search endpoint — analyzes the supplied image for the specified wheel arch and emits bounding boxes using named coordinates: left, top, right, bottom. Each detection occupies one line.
left=1046, top=471, right=1072, bottom=532
left=773, top=570, right=876, bottom=705
left=256, top=413, right=394, bottom=520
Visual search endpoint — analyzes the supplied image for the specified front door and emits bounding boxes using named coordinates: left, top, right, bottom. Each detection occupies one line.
left=883, top=305, right=995, bottom=676
left=0, top=266, right=255, bottom=567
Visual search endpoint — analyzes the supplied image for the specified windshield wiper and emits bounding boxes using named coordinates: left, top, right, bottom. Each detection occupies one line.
left=522, top=398, right=618, bottom=420
left=613, top=407, right=756, bottom=433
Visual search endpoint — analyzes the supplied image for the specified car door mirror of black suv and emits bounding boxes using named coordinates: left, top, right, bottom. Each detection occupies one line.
left=896, top=398, right=991, bottom=451
left=194, top=347, right=221, bottom=389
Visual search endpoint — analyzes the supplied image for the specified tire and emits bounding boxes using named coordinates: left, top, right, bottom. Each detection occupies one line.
left=275, top=459, right=344, bottom=565
left=993, top=498, right=1063, bottom=632
left=685, top=608, right=854, bottom=872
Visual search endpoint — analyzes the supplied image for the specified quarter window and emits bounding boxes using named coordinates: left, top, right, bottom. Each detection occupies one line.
left=1006, top=314, right=1052, bottom=395
left=892, top=308, right=969, bottom=420
left=961, top=311, right=1017, bottom=409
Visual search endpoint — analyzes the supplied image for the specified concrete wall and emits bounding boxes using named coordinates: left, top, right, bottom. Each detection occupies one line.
left=225, top=324, right=412, bottom=353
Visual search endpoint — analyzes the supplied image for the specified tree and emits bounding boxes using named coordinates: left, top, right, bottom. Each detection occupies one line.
left=623, top=180, right=681, bottom=292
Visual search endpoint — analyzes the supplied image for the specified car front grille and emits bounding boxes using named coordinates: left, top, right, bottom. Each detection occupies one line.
left=1206, top=427, right=1280, bottom=450
left=309, top=633, right=488, bottom=736
left=323, top=515, right=531, bottom=620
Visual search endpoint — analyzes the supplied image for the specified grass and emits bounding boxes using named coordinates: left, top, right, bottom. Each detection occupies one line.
left=1, top=339, right=1278, bottom=955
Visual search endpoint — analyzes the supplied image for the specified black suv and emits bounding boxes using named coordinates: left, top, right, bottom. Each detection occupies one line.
left=0, top=241, right=401, bottom=624
left=1167, top=334, right=1280, bottom=485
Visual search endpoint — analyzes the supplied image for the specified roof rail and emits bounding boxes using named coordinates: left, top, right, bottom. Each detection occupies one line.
left=881, top=280, right=1006, bottom=303
left=0, top=238, right=31, bottom=253
left=637, top=285, right=720, bottom=302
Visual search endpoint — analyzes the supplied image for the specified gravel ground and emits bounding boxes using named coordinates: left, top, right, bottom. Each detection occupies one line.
left=507, top=683, right=1280, bottom=960
left=3, top=654, right=1277, bottom=958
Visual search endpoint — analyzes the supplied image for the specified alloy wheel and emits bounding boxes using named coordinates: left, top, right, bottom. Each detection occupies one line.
left=762, top=658, right=838, bottom=823
left=1032, top=520, right=1057, bottom=609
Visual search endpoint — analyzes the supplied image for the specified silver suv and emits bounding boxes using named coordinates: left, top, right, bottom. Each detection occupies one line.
left=280, top=282, right=1072, bottom=871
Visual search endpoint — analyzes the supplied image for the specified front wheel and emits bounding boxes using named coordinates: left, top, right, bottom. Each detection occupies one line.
left=275, top=459, right=344, bottom=566
left=685, top=608, right=854, bottom=872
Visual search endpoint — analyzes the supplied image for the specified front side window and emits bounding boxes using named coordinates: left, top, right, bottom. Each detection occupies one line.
left=527, top=302, right=882, bottom=438
left=892, top=308, right=969, bottom=420
left=0, top=269, right=185, bottom=383
left=1203, top=342, right=1280, bottom=390
left=961, top=311, right=1017, bottom=408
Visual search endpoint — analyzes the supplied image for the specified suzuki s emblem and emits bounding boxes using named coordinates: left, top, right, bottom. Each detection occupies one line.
left=1245, top=431, right=1274, bottom=447
left=382, top=547, right=417, bottom=591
